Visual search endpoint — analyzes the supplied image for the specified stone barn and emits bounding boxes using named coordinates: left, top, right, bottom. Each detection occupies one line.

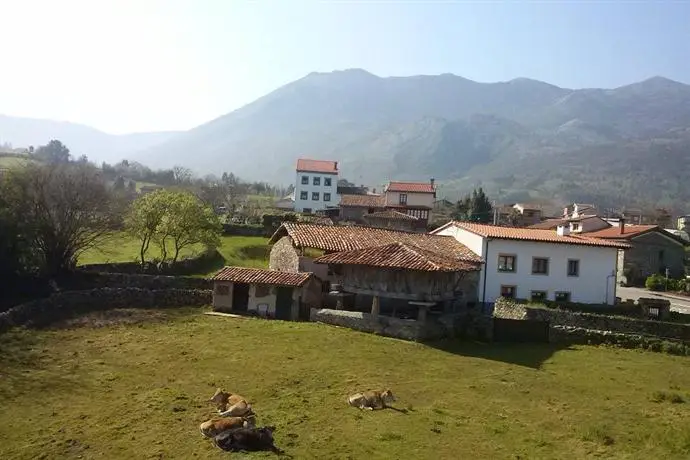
left=211, top=266, right=322, bottom=320
left=268, top=222, right=483, bottom=314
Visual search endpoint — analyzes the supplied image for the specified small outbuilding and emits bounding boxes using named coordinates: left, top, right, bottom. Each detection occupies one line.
left=211, top=266, right=322, bottom=320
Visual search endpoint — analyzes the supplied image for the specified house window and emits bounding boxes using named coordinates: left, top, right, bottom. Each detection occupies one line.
left=500, top=285, right=517, bottom=299
left=312, top=192, right=320, bottom=201
left=301, top=176, right=309, bottom=185
left=421, top=210, right=428, bottom=219
left=399, top=194, right=408, bottom=205
left=567, top=259, right=580, bottom=277
left=555, top=292, right=571, bottom=302
left=215, top=284, right=230, bottom=295
left=498, top=255, right=516, bottom=272
left=300, top=191, right=308, bottom=200
left=525, top=211, right=534, bottom=217
left=313, top=176, right=321, bottom=186
left=303, top=208, right=312, bottom=214
left=324, top=193, right=331, bottom=202
left=324, top=177, right=332, bottom=187
left=571, top=223, right=580, bottom=231
left=532, top=257, right=549, bottom=275
left=530, top=291, right=547, bottom=302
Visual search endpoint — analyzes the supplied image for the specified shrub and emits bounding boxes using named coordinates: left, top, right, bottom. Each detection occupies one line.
left=645, top=274, right=666, bottom=291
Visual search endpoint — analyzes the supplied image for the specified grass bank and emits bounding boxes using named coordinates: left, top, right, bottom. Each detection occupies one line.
left=0, top=309, right=688, bottom=459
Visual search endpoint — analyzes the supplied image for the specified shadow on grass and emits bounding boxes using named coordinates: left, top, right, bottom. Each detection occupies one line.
left=424, top=339, right=574, bottom=370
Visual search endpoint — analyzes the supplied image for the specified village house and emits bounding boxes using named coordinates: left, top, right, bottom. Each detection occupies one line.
left=528, top=215, right=610, bottom=233
left=211, top=266, right=322, bottom=320
left=268, top=222, right=482, bottom=317
left=585, top=223, right=687, bottom=285
left=294, top=159, right=340, bottom=213
left=362, top=210, right=420, bottom=232
left=495, top=203, right=545, bottom=227
left=431, top=221, right=630, bottom=305
left=382, top=180, right=436, bottom=228
left=338, top=193, right=385, bottom=222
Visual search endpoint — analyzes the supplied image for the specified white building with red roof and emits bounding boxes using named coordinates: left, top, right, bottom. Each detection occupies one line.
left=381, top=179, right=436, bottom=227
left=294, top=158, right=340, bottom=213
left=431, top=221, right=631, bottom=305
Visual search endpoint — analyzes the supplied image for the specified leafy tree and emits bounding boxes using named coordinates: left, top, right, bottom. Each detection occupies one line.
left=2, top=163, right=116, bottom=276
left=125, top=190, right=171, bottom=265
left=34, top=139, right=71, bottom=163
left=453, top=187, right=493, bottom=223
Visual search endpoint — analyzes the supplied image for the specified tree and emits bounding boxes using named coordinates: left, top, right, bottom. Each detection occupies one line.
left=113, top=176, right=126, bottom=192
left=173, top=165, right=193, bottom=184
left=125, top=190, right=170, bottom=265
left=127, top=180, right=136, bottom=193
left=34, top=139, right=71, bottom=163
left=453, top=187, right=493, bottom=223
left=159, top=192, right=221, bottom=263
left=2, top=163, right=116, bottom=276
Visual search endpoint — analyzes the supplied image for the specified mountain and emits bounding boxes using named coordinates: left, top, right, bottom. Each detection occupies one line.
left=132, top=70, right=690, bottom=211
left=0, top=115, right=180, bottom=164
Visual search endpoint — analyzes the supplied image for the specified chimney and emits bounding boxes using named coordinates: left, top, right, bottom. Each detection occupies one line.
left=430, top=178, right=435, bottom=188
left=563, top=207, right=569, bottom=218
left=556, top=224, right=570, bottom=236
left=619, top=217, right=625, bottom=235
left=334, top=161, right=338, bottom=171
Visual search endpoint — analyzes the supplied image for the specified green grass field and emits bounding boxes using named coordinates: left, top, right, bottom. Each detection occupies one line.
left=0, top=309, right=688, bottom=459
left=79, top=233, right=269, bottom=275
left=0, top=155, right=35, bottom=168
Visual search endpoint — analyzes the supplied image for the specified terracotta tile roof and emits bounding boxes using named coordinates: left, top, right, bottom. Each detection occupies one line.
left=314, top=242, right=481, bottom=272
left=584, top=225, right=687, bottom=244
left=296, top=159, right=338, bottom=174
left=528, top=215, right=605, bottom=230
left=211, top=266, right=312, bottom=287
left=339, top=194, right=385, bottom=207
left=364, top=210, right=419, bottom=221
left=433, top=221, right=631, bottom=249
left=385, top=181, right=435, bottom=193
left=269, top=222, right=482, bottom=263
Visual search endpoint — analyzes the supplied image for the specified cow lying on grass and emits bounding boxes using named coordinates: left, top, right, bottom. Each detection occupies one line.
left=213, top=426, right=283, bottom=454
left=209, top=388, right=254, bottom=417
left=199, top=415, right=256, bottom=438
left=347, top=389, right=396, bottom=410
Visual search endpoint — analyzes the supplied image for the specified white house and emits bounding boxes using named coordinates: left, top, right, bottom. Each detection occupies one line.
left=431, top=221, right=631, bottom=305
left=382, top=179, right=436, bottom=227
left=294, top=159, right=340, bottom=213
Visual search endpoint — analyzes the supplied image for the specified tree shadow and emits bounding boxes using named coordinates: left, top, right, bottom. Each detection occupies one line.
left=423, top=338, right=575, bottom=370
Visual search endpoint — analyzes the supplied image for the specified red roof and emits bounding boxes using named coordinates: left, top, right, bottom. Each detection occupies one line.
left=269, top=222, right=482, bottom=263
left=386, top=181, right=435, bottom=193
left=296, top=159, right=338, bottom=174
left=339, top=194, right=385, bottom=208
left=585, top=225, right=665, bottom=240
left=314, top=242, right=481, bottom=272
left=211, top=266, right=313, bottom=287
left=433, top=221, right=631, bottom=249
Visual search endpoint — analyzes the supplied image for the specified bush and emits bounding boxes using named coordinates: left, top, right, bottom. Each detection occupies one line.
left=645, top=274, right=666, bottom=291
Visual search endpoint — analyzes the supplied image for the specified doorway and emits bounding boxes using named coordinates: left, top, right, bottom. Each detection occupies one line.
left=232, top=283, right=250, bottom=312
left=275, top=287, right=294, bottom=320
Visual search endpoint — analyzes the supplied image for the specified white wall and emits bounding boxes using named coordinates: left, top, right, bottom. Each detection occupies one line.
left=385, top=190, right=434, bottom=208
left=484, top=239, right=618, bottom=305
left=294, top=171, right=339, bottom=212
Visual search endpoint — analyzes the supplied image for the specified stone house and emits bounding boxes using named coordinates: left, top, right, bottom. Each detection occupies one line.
left=338, top=194, right=385, bottom=221
left=268, top=222, right=482, bottom=315
left=585, top=224, right=687, bottom=285
left=362, top=210, right=420, bottom=232
left=211, top=266, right=322, bottom=320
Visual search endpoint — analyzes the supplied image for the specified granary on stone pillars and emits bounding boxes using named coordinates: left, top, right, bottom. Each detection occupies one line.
left=267, top=222, right=483, bottom=318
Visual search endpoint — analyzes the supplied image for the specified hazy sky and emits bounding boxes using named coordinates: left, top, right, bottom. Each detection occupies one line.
left=1, top=0, right=689, bottom=134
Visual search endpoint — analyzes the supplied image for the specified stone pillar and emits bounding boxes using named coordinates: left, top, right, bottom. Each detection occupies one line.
left=371, top=296, right=380, bottom=317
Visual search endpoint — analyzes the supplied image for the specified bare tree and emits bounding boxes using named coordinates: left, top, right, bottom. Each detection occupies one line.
left=2, top=163, right=117, bottom=276
left=173, top=165, right=193, bottom=184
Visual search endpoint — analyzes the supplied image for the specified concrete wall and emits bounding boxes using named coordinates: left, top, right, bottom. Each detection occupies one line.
left=294, top=171, right=339, bottom=212
left=620, top=231, right=686, bottom=285
left=384, top=191, right=434, bottom=208
left=213, top=281, right=234, bottom=310
left=269, top=236, right=300, bottom=272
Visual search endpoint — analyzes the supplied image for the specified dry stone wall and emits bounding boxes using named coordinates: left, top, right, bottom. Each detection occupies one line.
left=63, top=272, right=212, bottom=290
left=0, top=288, right=211, bottom=333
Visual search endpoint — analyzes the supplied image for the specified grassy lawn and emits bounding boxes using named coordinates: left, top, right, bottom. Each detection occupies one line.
left=79, top=233, right=269, bottom=274
left=0, top=309, right=688, bottom=459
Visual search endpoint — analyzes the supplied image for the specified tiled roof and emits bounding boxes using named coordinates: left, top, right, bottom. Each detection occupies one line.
left=433, top=221, right=631, bottom=249
left=296, top=159, right=338, bottom=174
left=211, top=266, right=313, bottom=286
left=269, top=222, right=482, bottom=262
left=585, top=225, right=685, bottom=243
left=364, top=210, right=419, bottom=221
left=385, top=181, right=435, bottom=193
left=339, top=194, right=385, bottom=207
left=314, top=242, right=481, bottom=272
left=528, top=215, right=605, bottom=230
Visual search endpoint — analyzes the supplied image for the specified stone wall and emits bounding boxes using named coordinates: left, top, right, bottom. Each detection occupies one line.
left=310, top=308, right=446, bottom=341
left=62, top=272, right=212, bottom=291
left=79, top=248, right=223, bottom=276
left=268, top=236, right=300, bottom=272
left=494, top=298, right=690, bottom=342
left=0, top=288, right=211, bottom=332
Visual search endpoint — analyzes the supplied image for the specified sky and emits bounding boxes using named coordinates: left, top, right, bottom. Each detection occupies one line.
left=0, top=0, right=689, bottom=134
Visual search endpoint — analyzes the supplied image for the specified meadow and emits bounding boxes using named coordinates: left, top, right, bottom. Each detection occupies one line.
left=0, top=309, right=688, bottom=459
